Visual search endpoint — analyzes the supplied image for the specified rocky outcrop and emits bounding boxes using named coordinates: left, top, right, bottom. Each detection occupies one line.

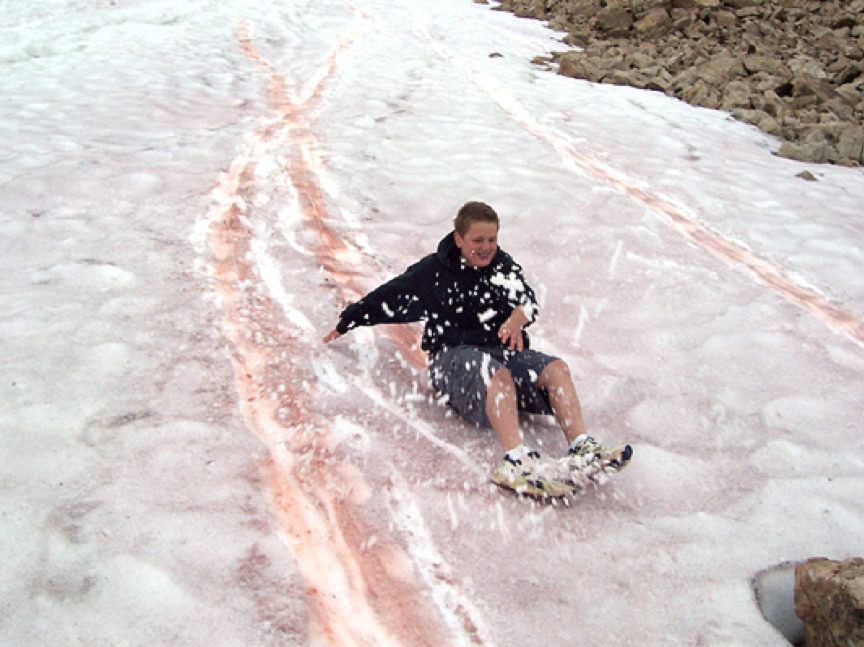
left=491, top=0, right=864, bottom=165
left=795, top=557, right=864, bottom=647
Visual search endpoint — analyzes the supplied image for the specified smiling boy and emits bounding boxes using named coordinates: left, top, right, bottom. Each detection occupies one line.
left=324, top=201, right=631, bottom=496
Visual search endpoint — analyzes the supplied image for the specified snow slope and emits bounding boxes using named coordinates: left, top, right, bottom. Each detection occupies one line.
left=2, top=0, right=863, bottom=646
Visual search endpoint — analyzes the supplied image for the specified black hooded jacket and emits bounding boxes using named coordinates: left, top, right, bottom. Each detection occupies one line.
left=336, top=233, right=539, bottom=355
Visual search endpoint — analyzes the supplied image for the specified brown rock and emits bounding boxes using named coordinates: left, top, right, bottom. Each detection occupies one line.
left=670, top=8, right=696, bottom=32
left=557, top=53, right=604, bottom=83
left=832, top=14, right=859, bottom=30
left=631, top=0, right=667, bottom=15
left=793, top=73, right=841, bottom=103
left=758, top=113, right=784, bottom=137
left=827, top=97, right=856, bottom=120
left=699, top=53, right=747, bottom=85
left=681, top=79, right=722, bottom=109
left=783, top=140, right=840, bottom=164
left=836, top=83, right=863, bottom=105
left=722, top=80, right=754, bottom=110
left=838, top=126, right=864, bottom=163
left=742, top=55, right=785, bottom=76
left=715, top=11, right=737, bottom=29
left=724, top=0, right=760, bottom=8
left=604, top=69, right=651, bottom=88
left=795, top=557, right=864, bottom=647
left=835, top=61, right=864, bottom=86
left=627, top=50, right=657, bottom=70
left=634, top=7, right=672, bottom=37
left=759, top=90, right=785, bottom=118
left=789, top=55, right=829, bottom=80
left=596, top=8, right=634, bottom=36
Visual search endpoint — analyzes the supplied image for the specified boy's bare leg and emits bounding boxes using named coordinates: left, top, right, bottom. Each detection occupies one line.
left=537, top=359, right=587, bottom=445
left=485, top=368, right=523, bottom=453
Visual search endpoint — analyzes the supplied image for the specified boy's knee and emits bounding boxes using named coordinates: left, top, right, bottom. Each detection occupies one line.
left=539, top=359, right=571, bottom=386
left=489, top=367, right=514, bottom=389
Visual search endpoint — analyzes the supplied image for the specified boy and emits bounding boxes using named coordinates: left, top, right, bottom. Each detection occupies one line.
left=324, top=202, right=630, bottom=496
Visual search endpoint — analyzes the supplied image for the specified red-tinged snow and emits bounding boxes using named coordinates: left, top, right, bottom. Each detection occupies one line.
left=2, top=1, right=863, bottom=646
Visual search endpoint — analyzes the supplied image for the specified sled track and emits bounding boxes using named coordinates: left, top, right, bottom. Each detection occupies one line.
left=196, top=12, right=491, bottom=647
left=411, top=7, right=864, bottom=350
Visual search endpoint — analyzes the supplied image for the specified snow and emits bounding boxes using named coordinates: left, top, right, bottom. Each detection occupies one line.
left=1, top=0, right=863, bottom=645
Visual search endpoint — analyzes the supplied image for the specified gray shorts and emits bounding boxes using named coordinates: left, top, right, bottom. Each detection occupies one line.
left=429, top=345, right=558, bottom=428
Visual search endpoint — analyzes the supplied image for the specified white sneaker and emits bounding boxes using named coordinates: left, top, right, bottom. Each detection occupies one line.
left=490, top=453, right=574, bottom=498
left=563, top=436, right=633, bottom=485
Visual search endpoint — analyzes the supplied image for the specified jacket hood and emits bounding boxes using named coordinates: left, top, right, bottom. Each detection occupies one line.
left=436, top=231, right=504, bottom=273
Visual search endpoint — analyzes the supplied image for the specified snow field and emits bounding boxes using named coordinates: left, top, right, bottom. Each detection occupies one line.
left=2, top=0, right=863, bottom=645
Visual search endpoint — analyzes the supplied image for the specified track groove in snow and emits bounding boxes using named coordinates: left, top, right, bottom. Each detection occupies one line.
left=197, top=13, right=490, bottom=647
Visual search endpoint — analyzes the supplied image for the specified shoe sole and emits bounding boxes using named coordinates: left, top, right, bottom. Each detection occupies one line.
left=491, top=475, right=576, bottom=499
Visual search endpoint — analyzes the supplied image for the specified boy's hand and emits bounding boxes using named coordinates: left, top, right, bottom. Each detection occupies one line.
left=499, top=307, right=528, bottom=351
left=323, top=328, right=342, bottom=343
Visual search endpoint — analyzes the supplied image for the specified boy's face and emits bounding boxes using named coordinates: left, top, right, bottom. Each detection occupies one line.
left=455, top=221, right=498, bottom=268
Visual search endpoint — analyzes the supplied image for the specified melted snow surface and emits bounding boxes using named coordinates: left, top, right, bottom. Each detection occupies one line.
left=2, top=0, right=863, bottom=646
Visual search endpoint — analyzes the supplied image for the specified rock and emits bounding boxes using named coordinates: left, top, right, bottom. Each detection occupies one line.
left=699, top=53, right=747, bottom=85
left=795, top=557, right=864, bottom=647
left=757, top=113, right=783, bottom=137
left=838, top=126, right=864, bottom=163
left=832, top=14, right=859, bottom=30
left=605, top=68, right=654, bottom=89
left=714, top=10, right=737, bottom=29
left=596, top=8, right=634, bottom=37
left=777, top=140, right=838, bottom=164
left=788, top=55, right=829, bottom=80
left=721, top=80, right=754, bottom=110
left=725, top=0, right=760, bottom=8
left=681, top=79, right=722, bottom=109
left=836, top=83, right=863, bottom=106
left=627, top=50, right=657, bottom=70
left=634, top=7, right=672, bottom=37
left=531, top=54, right=555, bottom=69
left=557, top=53, right=605, bottom=83
left=742, top=55, right=785, bottom=76
left=631, top=0, right=668, bottom=18
left=835, top=61, right=863, bottom=86
left=759, top=90, right=785, bottom=118
left=502, top=0, right=546, bottom=19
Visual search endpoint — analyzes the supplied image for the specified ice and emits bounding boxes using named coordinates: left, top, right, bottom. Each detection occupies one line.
left=754, top=563, right=806, bottom=646
left=2, top=0, right=863, bottom=645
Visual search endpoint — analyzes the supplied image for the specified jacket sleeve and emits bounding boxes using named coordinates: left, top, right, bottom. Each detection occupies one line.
left=516, top=262, right=540, bottom=325
left=336, top=259, right=429, bottom=335
left=491, top=257, right=540, bottom=325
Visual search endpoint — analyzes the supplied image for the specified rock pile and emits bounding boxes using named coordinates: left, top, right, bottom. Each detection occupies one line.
left=490, top=0, right=864, bottom=165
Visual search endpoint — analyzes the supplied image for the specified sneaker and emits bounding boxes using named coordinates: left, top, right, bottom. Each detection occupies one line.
left=490, top=454, right=574, bottom=498
left=564, top=436, right=633, bottom=483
